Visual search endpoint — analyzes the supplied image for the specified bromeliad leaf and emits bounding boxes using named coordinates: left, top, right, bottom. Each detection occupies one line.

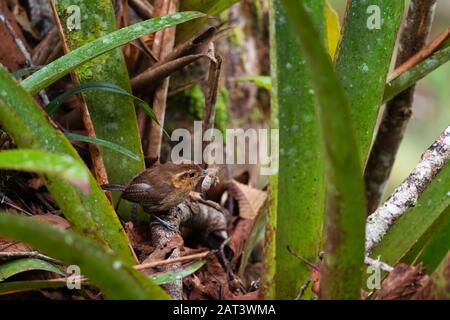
left=0, top=258, right=65, bottom=282
left=65, top=132, right=140, bottom=161
left=12, top=66, right=43, bottom=79
left=45, top=82, right=158, bottom=123
left=0, top=149, right=90, bottom=193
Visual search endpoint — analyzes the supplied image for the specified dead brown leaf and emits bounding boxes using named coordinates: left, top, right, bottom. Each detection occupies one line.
left=372, top=263, right=428, bottom=300
left=228, top=180, right=267, bottom=220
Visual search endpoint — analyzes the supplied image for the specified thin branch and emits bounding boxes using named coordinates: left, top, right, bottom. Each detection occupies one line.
left=135, top=250, right=210, bottom=270
left=364, top=0, right=438, bottom=214
left=366, top=126, right=450, bottom=254
left=202, top=47, right=223, bottom=166
left=364, top=256, right=393, bottom=273
left=0, top=251, right=60, bottom=264
left=129, top=0, right=154, bottom=19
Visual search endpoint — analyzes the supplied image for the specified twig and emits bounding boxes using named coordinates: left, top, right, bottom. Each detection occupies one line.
left=294, top=278, right=311, bottom=300
left=0, top=251, right=60, bottom=264
left=144, top=0, right=178, bottom=162
left=202, top=47, right=223, bottom=165
left=135, top=250, right=210, bottom=270
left=366, top=126, right=450, bottom=253
left=129, top=0, right=154, bottom=19
left=131, top=27, right=216, bottom=90
left=167, top=75, right=207, bottom=97
left=364, top=0, right=437, bottom=214
left=364, top=256, right=394, bottom=273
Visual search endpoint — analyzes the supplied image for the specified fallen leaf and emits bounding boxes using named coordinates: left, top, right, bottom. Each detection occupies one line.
left=372, top=263, right=428, bottom=300
left=228, top=180, right=267, bottom=220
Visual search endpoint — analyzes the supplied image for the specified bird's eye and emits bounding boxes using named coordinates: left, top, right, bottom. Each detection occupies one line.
left=188, top=171, right=196, bottom=178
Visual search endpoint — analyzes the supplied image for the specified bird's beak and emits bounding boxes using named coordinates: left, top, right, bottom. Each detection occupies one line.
left=201, top=169, right=208, bottom=177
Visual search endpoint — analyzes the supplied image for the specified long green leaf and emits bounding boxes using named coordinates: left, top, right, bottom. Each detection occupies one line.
left=0, top=212, right=170, bottom=299
left=12, top=66, right=43, bottom=79
left=335, top=0, right=404, bottom=163
left=21, top=11, right=204, bottom=95
left=0, top=279, right=69, bottom=295
left=46, top=82, right=157, bottom=122
left=263, top=0, right=326, bottom=300
left=65, top=133, right=140, bottom=161
left=0, top=258, right=65, bottom=281
left=383, top=41, right=450, bottom=103
left=0, top=66, right=136, bottom=264
left=281, top=0, right=367, bottom=299
left=371, top=162, right=450, bottom=266
left=0, top=149, right=90, bottom=192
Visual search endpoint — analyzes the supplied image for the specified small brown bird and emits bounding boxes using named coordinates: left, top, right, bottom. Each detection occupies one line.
left=104, top=163, right=207, bottom=214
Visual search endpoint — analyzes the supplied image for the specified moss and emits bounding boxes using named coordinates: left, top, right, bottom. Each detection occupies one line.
left=186, top=84, right=205, bottom=119
left=215, top=86, right=230, bottom=136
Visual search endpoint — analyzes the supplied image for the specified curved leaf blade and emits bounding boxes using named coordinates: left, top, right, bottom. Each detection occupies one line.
left=0, top=258, right=65, bottom=281
left=0, top=149, right=90, bottom=193
left=65, top=133, right=140, bottom=161
left=45, top=82, right=157, bottom=121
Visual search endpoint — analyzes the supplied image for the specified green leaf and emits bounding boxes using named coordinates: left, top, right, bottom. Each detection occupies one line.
left=0, top=149, right=90, bottom=193
left=0, top=258, right=65, bottom=281
left=261, top=0, right=326, bottom=300
left=65, top=133, right=140, bottom=161
left=233, top=76, right=271, bottom=91
left=335, top=0, right=404, bottom=163
left=21, top=11, right=204, bottom=95
left=46, top=82, right=157, bottom=122
left=383, top=41, right=450, bottom=103
left=0, top=66, right=136, bottom=264
left=0, top=279, right=69, bottom=296
left=371, top=162, right=450, bottom=266
left=281, top=0, right=367, bottom=299
left=0, top=212, right=170, bottom=299
left=152, top=260, right=205, bottom=285
left=12, top=66, right=43, bottom=79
